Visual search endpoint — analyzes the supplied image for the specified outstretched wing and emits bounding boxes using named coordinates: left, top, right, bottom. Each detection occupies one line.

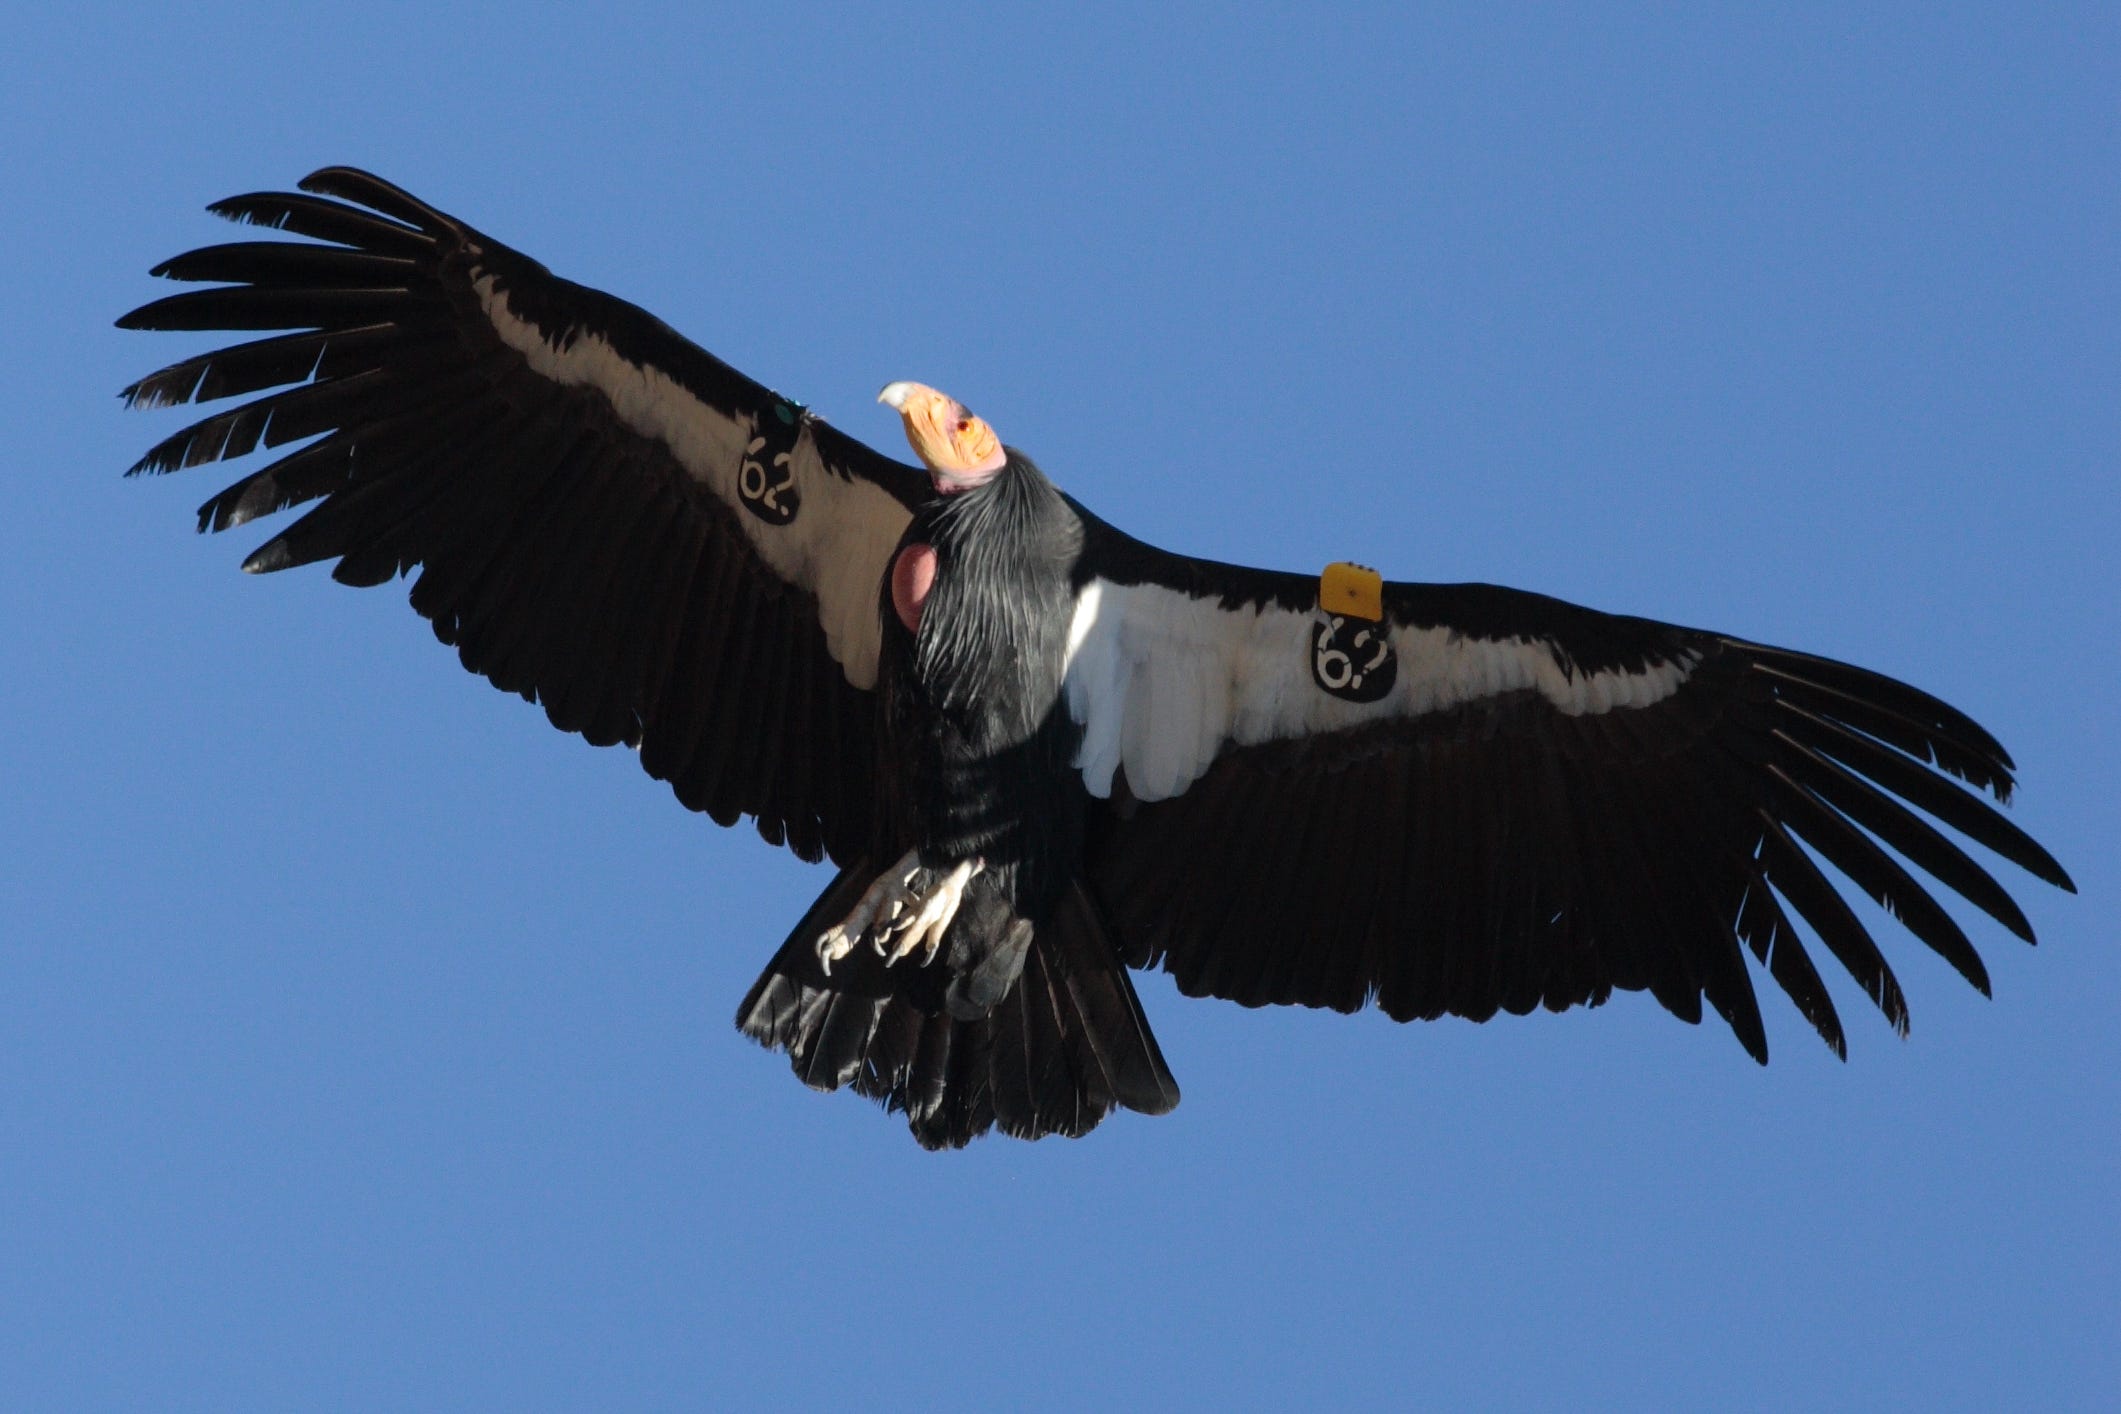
left=121, top=168, right=928, bottom=864
left=1068, top=508, right=2074, bottom=1060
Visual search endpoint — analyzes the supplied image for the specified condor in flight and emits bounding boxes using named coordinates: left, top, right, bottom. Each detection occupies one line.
left=121, top=169, right=2073, bottom=1148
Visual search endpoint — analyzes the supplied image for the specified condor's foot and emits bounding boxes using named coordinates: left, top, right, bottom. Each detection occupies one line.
left=814, top=850, right=985, bottom=976
left=878, top=857, right=983, bottom=967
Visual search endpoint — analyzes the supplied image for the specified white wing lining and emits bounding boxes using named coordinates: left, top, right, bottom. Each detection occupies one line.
left=476, top=274, right=905, bottom=688
left=1063, top=578, right=1701, bottom=802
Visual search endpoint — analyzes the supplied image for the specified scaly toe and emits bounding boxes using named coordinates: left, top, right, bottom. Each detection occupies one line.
left=815, top=847, right=923, bottom=974
left=815, top=925, right=856, bottom=977
left=879, top=858, right=984, bottom=968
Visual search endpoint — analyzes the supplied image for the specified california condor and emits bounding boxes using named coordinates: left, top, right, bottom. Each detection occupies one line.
left=119, top=169, right=2074, bottom=1148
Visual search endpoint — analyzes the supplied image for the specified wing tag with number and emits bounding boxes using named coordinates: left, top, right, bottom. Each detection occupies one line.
left=1311, top=561, right=1395, bottom=703
left=737, top=401, right=805, bottom=526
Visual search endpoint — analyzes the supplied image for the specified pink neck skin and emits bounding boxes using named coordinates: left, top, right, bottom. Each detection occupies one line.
left=891, top=543, right=939, bottom=631
left=929, top=453, right=1006, bottom=496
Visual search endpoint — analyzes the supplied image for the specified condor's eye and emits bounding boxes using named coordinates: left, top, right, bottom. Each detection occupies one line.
left=956, top=418, right=971, bottom=433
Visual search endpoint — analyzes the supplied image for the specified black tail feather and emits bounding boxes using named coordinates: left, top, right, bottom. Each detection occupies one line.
left=736, top=863, right=1178, bottom=1149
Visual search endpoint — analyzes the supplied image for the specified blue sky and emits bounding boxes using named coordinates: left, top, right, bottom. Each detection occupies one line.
left=4, top=4, right=2115, bottom=1409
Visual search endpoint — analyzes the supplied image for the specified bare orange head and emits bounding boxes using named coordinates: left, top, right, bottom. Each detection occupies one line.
left=878, top=381, right=1007, bottom=493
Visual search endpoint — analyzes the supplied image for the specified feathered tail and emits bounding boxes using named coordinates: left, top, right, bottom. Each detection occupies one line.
left=737, top=862, right=1180, bottom=1148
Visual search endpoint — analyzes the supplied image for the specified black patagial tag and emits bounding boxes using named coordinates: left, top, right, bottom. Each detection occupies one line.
left=737, top=402, right=804, bottom=525
left=1311, top=561, right=1396, bottom=703
left=1312, top=615, right=1397, bottom=702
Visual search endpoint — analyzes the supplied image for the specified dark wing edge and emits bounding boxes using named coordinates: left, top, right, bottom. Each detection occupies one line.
left=1072, top=519, right=2074, bottom=1063
left=119, top=166, right=926, bottom=864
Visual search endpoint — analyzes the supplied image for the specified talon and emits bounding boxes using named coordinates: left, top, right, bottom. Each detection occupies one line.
left=878, top=858, right=984, bottom=968
left=816, top=925, right=855, bottom=977
left=813, top=851, right=987, bottom=975
left=814, top=847, right=923, bottom=973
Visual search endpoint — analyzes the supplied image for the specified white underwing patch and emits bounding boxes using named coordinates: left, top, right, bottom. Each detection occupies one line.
left=476, top=274, right=907, bottom=689
left=1063, top=579, right=1698, bottom=801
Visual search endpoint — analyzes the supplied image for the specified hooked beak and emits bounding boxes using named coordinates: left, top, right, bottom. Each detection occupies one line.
left=878, top=380, right=1007, bottom=489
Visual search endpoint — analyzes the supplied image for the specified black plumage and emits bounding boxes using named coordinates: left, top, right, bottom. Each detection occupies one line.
left=121, top=169, right=2073, bottom=1148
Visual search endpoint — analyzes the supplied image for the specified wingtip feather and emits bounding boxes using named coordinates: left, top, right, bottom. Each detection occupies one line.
left=240, top=540, right=293, bottom=574
left=298, top=167, right=456, bottom=235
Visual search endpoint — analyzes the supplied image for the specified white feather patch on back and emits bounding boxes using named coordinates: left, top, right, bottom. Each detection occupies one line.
left=1063, top=578, right=1700, bottom=802
left=475, top=275, right=906, bottom=689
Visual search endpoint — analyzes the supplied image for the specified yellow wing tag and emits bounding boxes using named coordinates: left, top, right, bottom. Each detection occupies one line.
left=1310, top=562, right=1396, bottom=703
left=1319, top=561, right=1384, bottom=622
